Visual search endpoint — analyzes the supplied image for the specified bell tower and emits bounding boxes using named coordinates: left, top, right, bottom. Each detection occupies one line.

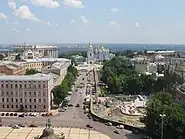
left=87, top=43, right=94, bottom=64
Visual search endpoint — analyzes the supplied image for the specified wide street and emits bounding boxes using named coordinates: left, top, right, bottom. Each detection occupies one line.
left=0, top=66, right=143, bottom=139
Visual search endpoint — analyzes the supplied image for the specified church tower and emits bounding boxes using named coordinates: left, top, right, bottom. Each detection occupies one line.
left=87, top=43, right=94, bottom=64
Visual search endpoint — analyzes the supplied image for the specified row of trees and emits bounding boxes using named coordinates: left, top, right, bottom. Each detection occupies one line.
left=145, top=92, right=185, bottom=139
left=100, top=57, right=183, bottom=95
left=52, top=65, right=78, bottom=106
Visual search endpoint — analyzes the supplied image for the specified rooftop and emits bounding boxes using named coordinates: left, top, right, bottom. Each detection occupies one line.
left=0, top=73, right=52, bottom=81
left=24, top=58, right=70, bottom=63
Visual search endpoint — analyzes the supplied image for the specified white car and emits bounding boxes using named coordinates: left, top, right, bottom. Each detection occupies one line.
left=105, top=122, right=112, bottom=126
left=116, top=125, right=124, bottom=129
left=114, top=129, right=120, bottom=134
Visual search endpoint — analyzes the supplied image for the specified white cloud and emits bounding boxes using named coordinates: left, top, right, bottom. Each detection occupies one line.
left=70, top=20, right=75, bottom=24
left=31, top=0, right=60, bottom=8
left=8, top=0, right=17, bottom=10
left=14, top=6, right=40, bottom=22
left=136, top=22, right=140, bottom=28
left=109, top=20, right=120, bottom=28
left=12, top=28, right=20, bottom=33
left=110, top=8, right=119, bottom=13
left=63, top=0, right=84, bottom=8
left=55, top=23, right=59, bottom=27
left=0, top=13, right=8, bottom=20
left=81, top=16, right=92, bottom=24
left=26, top=28, right=32, bottom=32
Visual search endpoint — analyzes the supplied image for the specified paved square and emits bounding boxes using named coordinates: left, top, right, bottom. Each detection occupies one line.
left=0, top=127, right=110, bottom=139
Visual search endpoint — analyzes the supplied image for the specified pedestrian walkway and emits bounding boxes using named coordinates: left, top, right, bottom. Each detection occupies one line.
left=0, top=127, right=110, bottom=139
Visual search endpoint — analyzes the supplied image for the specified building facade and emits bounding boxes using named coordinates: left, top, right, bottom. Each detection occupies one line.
left=0, top=74, right=53, bottom=112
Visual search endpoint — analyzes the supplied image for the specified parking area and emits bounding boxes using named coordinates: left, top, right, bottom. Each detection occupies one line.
left=0, top=127, right=110, bottom=139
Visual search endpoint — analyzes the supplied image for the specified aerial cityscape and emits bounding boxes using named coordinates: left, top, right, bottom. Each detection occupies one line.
left=1, top=0, right=185, bottom=139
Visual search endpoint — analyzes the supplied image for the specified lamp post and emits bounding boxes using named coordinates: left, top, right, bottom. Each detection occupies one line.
left=160, top=114, right=166, bottom=139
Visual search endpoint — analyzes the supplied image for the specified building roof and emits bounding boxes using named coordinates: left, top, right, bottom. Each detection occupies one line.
left=0, top=73, right=52, bottom=81
left=51, top=61, right=69, bottom=69
left=24, top=58, right=70, bottom=63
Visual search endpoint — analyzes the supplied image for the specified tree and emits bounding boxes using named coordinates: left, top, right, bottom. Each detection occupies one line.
left=15, top=53, right=21, bottom=60
left=52, top=85, right=67, bottom=106
left=145, top=92, right=185, bottom=139
left=25, top=69, right=39, bottom=75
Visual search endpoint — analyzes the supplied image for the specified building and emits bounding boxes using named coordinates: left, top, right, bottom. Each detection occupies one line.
left=14, top=44, right=58, bottom=59
left=0, top=73, right=53, bottom=112
left=176, top=83, right=185, bottom=102
left=87, top=43, right=115, bottom=64
left=147, top=63, right=158, bottom=74
left=0, top=62, right=26, bottom=75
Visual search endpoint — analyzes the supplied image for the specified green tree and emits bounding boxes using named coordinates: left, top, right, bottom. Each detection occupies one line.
left=25, top=69, right=39, bottom=75
left=15, top=53, right=21, bottom=60
left=145, top=92, right=185, bottom=139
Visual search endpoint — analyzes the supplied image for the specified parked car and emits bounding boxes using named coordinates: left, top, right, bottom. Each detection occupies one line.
left=18, top=114, right=24, bottom=117
left=68, top=104, right=73, bottom=107
left=18, top=124, right=25, bottom=127
left=10, top=113, right=14, bottom=116
left=59, top=109, right=66, bottom=112
left=75, top=104, right=80, bottom=107
left=12, top=124, right=19, bottom=129
left=105, top=122, right=112, bottom=126
left=14, top=113, right=18, bottom=116
left=114, top=129, right=120, bottom=134
left=5, top=113, right=9, bottom=116
left=1, top=113, right=5, bottom=116
left=116, top=125, right=124, bottom=129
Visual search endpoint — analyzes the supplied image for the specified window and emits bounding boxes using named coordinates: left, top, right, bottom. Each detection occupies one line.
left=6, top=98, right=8, bottom=102
left=34, top=105, right=36, bottom=109
left=16, top=99, right=18, bottom=102
left=2, top=105, right=4, bottom=108
left=25, top=92, right=27, bottom=96
left=25, top=105, right=27, bottom=108
left=29, top=84, right=31, bottom=88
left=34, top=99, right=36, bottom=102
left=43, top=92, right=45, bottom=96
left=29, top=99, right=32, bottom=103
left=39, top=99, right=41, bottom=102
left=7, top=105, right=9, bottom=108
left=11, top=98, right=13, bottom=102
left=20, top=84, right=22, bottom=88
left=11, top=92, right=13, bottom=96
left=43, top=84, right=45, bottom=88
left=20, top=98, right=22, bottom=103
left=30, top=105, right=32, bottom=109
left=11, top=105, right=14, bottom=108
left=2, top=98, right=4, bottom=102
left=24, top=84, right=26, bottom=88
left=15, top=84, right=17, bottom=88
left=43, top=99, right=46, bottom=103
left=6, top=84, right=8, bottom=88
left=1, top=84, right=3, bottom=88
left=43, top=105, right=46, bottom=109
left=16, top=105, right=18, bottom=108
left=38, top=84, right=41, bottom=88
left=29, top=92, right=31, bottom=96
left=11, top=84, right=13, bottom=88
left=34, top=92, right=36, bottom=96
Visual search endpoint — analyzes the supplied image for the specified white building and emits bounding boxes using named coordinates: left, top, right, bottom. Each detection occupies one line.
left=87, top=43, right=115, bottom=64
left=15, top=44, right=58, bottom=59
left=0, top=74, right=54, bottom=112
left=147, top=63, right=158, bottom=74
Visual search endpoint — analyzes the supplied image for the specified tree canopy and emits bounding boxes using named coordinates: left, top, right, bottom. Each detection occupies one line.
left=25, top=69, right=39, bottom=75
left=100, top=56, right=183, bottom=95
left=145, top=92, right=185, bottom=139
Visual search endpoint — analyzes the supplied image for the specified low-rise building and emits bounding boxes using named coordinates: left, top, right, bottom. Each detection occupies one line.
left=0, top=74, right=53, bottom=112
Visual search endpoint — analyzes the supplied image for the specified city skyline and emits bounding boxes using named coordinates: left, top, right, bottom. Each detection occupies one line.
left=0, top=0, right=185, bottom=44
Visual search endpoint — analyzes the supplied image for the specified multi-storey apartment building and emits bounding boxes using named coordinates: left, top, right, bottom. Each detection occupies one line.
left=0, top=73, right=53, bottom=112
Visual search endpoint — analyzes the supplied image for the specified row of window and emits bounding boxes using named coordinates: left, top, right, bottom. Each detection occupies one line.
left=1, top=83, right=46, bottom=88
left=2, top=98, right=46, bottom=103
left=1, top=91, right=46, bottom=97
left=2, top=104, right=46, bottom=109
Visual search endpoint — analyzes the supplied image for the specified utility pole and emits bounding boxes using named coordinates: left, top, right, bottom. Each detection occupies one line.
left=160, top=114, right=166, bottom=139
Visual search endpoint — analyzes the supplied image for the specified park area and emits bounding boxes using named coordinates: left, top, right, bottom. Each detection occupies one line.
left=93, top=95, right=149, bottom=128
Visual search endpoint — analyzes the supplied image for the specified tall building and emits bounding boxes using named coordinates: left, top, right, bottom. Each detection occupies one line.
left=0, top=74, right=53, bottom=112
left=87, top=43, right=95, bottom=64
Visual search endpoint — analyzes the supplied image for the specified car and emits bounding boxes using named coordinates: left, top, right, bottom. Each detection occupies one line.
left=105, top=122, right=112, bottom=126
left=14, top=113, right=18, bottom=116
left=75, top=104, right=80, bottom=107
left=114, top=129, right=120, bottom=134
left=10, top=113, right=14, bottom=116
left=18, top=124, right=25, bottom=127
left=24, top=113, right=29, bottom=116
left=116, top=125, right=124, bottom=129
left=59, top=109, right=66, bottom=112
left=86, top=124, right=93, bottom=128
left=12, top=124, right=19, bottom=129
left=5, top=113, right=9, bottom=116
left=18, top=114, right=24, bottom=117
left=1, top=113, right=5, bottom=116
left=68, top=104, right=73, bottom=107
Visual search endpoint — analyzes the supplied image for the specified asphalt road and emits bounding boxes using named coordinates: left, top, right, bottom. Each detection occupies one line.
left=0, top=68, right=143, bottom=139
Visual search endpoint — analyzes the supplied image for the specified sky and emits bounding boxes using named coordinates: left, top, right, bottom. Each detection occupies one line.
left=0, top=0, right=185, bottom=44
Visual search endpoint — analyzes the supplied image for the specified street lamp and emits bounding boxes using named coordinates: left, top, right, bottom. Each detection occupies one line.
left=160, top=114, right=166, bottom=139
